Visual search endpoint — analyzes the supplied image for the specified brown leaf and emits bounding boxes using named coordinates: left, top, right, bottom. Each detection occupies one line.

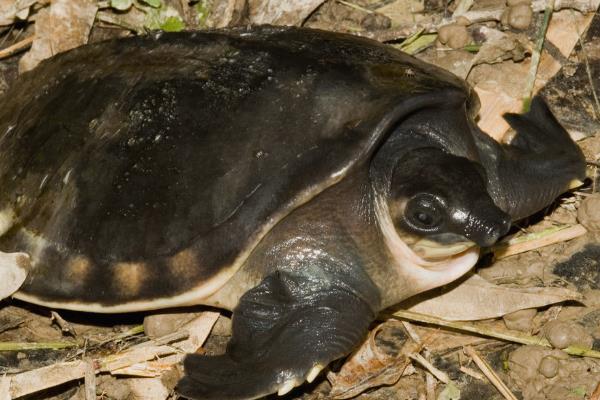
left=0, top=0, right=37, bottom=26
left=248, top=0, right=326, bottom=25
left=205, top=0, right=246, bottom=28
left=327, top=323, right=419, bottom=399
left=404, top=274, right=582, bottom=321
left=471, top=28, right=531, bottom=68
left=19, top=0, right=98, bottom=73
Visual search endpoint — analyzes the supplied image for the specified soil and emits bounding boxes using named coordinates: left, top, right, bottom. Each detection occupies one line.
left=0, top=1, right=599, bottom=400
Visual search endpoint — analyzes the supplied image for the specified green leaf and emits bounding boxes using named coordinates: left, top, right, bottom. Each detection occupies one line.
left=160, top=16, right=185, bottom=32
left=140, top=0, right=162, bottom=8
left=195, top=0, right=210, bottom=27
left=398, top=33, right=437, bottom=55
left=570, top=387, right=586, bottom=397
left=110, top=0, right=133, bottom=11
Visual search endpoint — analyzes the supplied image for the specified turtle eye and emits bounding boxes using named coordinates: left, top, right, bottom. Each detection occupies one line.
left=404, top=194, right=443, bottom=232
left=413, top=210, right=435, bottom=227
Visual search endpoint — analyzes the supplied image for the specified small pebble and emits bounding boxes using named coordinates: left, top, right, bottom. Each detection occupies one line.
left=438, top=24, right=470, bottom=49
left=577, top=194, right=600, bottom=231
left=544, top=320, right=594, bottom=350
left=503, top=308, right=537, bottom=332
left=504, top=4, right=533, bottom=30
left=538, top=355, right=559, bottom=378
left=455, top=16, right=471, bottom=26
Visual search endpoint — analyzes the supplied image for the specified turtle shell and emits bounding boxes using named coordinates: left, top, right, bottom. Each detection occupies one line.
left=0, top=26, right=471, bottom=311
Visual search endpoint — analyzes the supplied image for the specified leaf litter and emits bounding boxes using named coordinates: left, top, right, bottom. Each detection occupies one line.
left=1, top=0, right=600, bottom=399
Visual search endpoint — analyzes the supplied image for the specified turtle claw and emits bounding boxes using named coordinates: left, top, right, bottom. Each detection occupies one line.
left=306, top=364, right=324, bottom=383
left=277, top=380, right=298, bottom=396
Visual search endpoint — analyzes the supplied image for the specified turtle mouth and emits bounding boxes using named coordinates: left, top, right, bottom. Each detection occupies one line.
left=375, top=196, right=480, bottom=291
left=411, top=238, right=477, bottom=263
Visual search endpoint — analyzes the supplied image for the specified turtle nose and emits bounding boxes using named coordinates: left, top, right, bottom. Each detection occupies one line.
left=472, top=211, right=512, bottom=247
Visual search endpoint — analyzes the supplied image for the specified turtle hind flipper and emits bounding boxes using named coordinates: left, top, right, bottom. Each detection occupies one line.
left=178, top=270, right=377, bottom=400
left=504, top=95, right=583, bottom=155
left=475, top=95, right=586, bottom=221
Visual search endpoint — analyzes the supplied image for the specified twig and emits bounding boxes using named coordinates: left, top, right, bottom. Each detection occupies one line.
left=523, top=0, right=555, bottom=112
left=0, top=341, right=77, bottom=351
left=337, top=0, right=373, bottom=14
left=491, top=224, right=587, bottom=259
left=0, top=36, right=33, bottom=60
left=459, top=365, right=486, bottom=380
left=409, top=353, right=450, bottom=383
left=5, top=311, right=219, bottom=399
left=391, top=310, right=600, bottom=359
left=83, top=359, right=96, bottom=400
left=50, top=311, right=77, bottom=337
left=464, top=346, right=518, bottom=400
left=425, top=371, right=436, bottom=400
left=401, top=321, right=422, bottom=344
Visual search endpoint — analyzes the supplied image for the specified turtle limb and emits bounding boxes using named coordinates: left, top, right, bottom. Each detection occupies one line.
left=474, top=95, right=586, bottom=221
left=178, top=270, right=376, bottom=400
left=0, top=251, right=30, bottom=300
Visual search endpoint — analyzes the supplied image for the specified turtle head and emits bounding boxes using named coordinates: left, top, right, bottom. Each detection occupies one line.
left=388, top=147, right=511, bottom=251
left=374, top=147, right=511, bottom=299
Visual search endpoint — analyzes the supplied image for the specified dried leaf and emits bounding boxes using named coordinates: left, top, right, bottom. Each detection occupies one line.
left=328, top=323, right=419, bottom=399
left=6, top=312, right=218, bottom=398
left=203, top=0, right=245, bottom=28
left=0, top=0, right=37, bottom=26
left=19, top=0, right=98, bottom=73
left=405, top=274, right=582, bottom=321
left=471, top=28, right=531, bottom=68
left=248, top=0, right=326, bottom=25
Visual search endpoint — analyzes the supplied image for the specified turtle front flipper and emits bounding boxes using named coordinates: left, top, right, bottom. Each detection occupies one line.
left=178, top=271, right=377, bottom=400
left=475, top=96, right=586, bottom=221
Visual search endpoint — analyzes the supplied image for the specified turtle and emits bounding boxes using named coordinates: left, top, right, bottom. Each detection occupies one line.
left=0, top=26, right=585, bottom=399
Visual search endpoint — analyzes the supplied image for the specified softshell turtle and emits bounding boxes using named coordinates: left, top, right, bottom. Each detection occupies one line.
left=0, top=26, right=585, bottom=399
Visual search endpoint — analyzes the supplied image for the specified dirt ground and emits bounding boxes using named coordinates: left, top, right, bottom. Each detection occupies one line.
left=0, top=1, right=600, bottom=399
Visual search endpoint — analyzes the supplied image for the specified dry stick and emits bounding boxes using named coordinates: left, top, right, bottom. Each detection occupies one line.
left=337, top=0, right=373, bottom=14
left=409, top=353, right=450, bottom=383
left=1, top=325, right=145, bottom=353
left=0, top=341, right=77, bottom=351
left=0, top=36, right=33, bottom=60
left=459, top=365, right=486, bottom=381
left=391, top=310, right=600, bottom=359
left=83, top=359, right=96, bottom=400
left=491, top=224, right=587, bottom=259
left=50, top=311, right=77, bottom=337
left=425, top=371, right=436, bottom=400
left=7, top=312, right=219, bottom=399
left=523, top=0, right=555, bottom=112
left=463, top=346, right=518, bottom=400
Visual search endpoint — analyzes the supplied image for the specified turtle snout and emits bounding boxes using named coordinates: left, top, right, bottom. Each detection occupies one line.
left=466, top=209, right=511, bottom=247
